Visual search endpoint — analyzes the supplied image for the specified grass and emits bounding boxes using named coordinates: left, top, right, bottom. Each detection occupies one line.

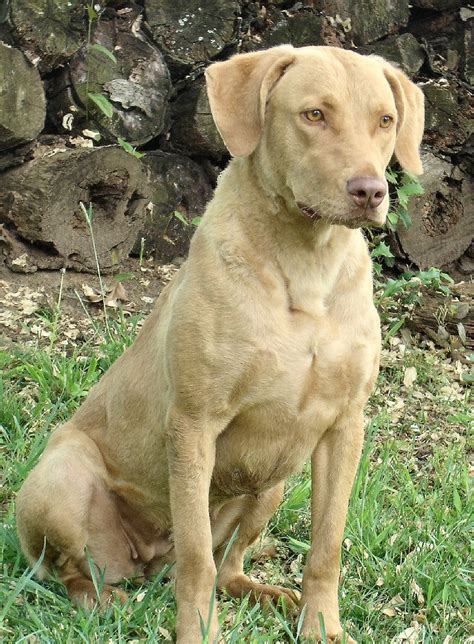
left=0, top=280, right=472, bottom=643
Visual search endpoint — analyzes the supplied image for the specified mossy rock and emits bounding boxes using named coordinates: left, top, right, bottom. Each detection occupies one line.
left=137, top=152, right=213, bottom=262
left=366, top=33, right=425, bottom=75
left=49, top=10, right=171, bottom=146
left=0, top=42, right=45, bottom=150
left=411, top=0, right=461, bottom=10
left=261, top=10, right=325, bottom=49
left=9, top=0, right=86, bottom=72
left=321, top=0, right=410, bottom=45
left=146, top=0, right=240, bottom=76
left=170, top=77, right=228, bottom=160
left=421, top=81, right=472, bottom=152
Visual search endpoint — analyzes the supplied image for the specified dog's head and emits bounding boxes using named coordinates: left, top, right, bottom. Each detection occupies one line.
left=206, top=45, right=424, bottom=229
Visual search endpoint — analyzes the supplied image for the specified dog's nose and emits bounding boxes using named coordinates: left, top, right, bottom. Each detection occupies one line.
left=347, top=176, right=387, bottom=209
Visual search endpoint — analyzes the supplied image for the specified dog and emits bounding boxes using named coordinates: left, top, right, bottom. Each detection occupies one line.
left=16, top=45, right=424, bottom=642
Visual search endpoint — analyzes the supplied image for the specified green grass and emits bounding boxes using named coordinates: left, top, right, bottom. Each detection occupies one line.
left=0, top=297, right=472, bottom=643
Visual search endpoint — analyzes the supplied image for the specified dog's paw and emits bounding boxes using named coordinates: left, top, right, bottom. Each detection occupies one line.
left=222, top=573, right=300, bottom=612
left=300, top=623, right=356, bottom=644
left=67, top=577, right=128, bottom=610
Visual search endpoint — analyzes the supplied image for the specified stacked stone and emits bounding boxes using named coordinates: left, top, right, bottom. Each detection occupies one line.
left=0, top=0, right=472, bottom=272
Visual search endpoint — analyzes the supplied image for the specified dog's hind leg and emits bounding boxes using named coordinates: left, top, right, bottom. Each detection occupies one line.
left=16, top=425, right=139, bottom=608
left=212, top=483, right=299, bottom=609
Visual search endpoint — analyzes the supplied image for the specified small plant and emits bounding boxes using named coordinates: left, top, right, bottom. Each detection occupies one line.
left=84, top=4, right=141, bottom=159
left=380, top=267, right=454, bottom=302
left=84, top=3, right=110, bottom=121
left=172, top=211, right=202, bottom=228
left=369, top=169, right=424, bottom=273
left=385, top=168, right=424, bottom=231
left=80, top=201, right=111, bottom=338
left=117, top=138, right=145, bottom=159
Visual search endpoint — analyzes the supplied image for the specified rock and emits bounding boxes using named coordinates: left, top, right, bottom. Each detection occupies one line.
left=48, top=6, right=171, bottom=147
left=366, top=33, right=425, bottom=75
left=395, top=150, right=474, bottom=269
left=0, top=42, right=46, bottom=150
left=170, top=77, right=228, bottom=160
left=408, top=10, right=466, bottom=77
left=0, top=141, right=151, bottom=272
left=145, top=0, right=240, bottom=76
left=136, top=152, right=213, bottom=262
left=459, top=133, right=473, bottom=176
left=259, top=9, right=326, bottom=49
left=410, top=0, right=461, bottom=10
left=321, top=0, right=410, bottom=45
left=457, top=252, right=474, bottom=275
left=0, top=141, right=36, bottom=172
left=464, top=19, right=474, bottom=85
left=9, top=0, right=86, bottom=72
left=421, top=80, right=472, bottom=153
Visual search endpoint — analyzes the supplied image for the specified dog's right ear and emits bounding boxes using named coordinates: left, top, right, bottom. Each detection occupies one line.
left=383, top=63, right=425, bottom=175
left=205, top=46, right=295, bottom=157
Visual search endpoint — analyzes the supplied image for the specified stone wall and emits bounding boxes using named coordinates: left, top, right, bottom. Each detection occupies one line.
left=0, top=1, right=472, bottom=273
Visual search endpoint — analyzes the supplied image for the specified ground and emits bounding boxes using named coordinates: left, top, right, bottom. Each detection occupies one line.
left=0, top=258, right=471, bottom=643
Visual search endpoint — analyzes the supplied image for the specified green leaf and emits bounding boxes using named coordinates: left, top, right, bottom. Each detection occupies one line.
left=172, top=211, right=188, bottom=226
left=86, top=3, right=98, bottom=21
left=385, top=168, right=398, bottom=185
left=401, top=182, right=424, bottom=197
left=453, top=488, right=462, bottom=514
left=401, top=171, right=424, bottom=191
left=385, top=317, right=405, bottom=341
left=387, top=211, right=398, bottom=226
left=440, top=271, right=454, bottom=284
left=382, top=279, right=405, bottom=299
left=113, top=272, right=135, bottom=283
left=397, top=189, right=409, bottom=209
left=191, top=216, right=202, bottom=226
left=88, top=93, right=114, bottom=118
left=117, top=137, right=145, bottom=158
left=90, top=44, right=117, bottom=63
left=371, top=241, right=394, bottom=259
left=117, top=137, right=134, bottom=154
left=397, top=207, right=412, bottom=229
left=286, top=535, right=310, bottom=554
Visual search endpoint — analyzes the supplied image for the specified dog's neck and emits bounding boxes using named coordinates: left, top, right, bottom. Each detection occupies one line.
left=227, top=155, right=353, bottom=248
left=215, top=157, right=368, bottom=310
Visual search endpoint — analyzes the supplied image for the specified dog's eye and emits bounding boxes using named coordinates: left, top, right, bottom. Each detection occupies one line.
left=380, top=115, right=393, bottom=128
left=303, top=109, right=324, bottom=123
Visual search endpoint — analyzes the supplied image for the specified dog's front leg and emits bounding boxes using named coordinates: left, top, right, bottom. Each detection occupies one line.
left=168, top=413, right=223, bottom=644
left=301, top=412, right=364, bottom=642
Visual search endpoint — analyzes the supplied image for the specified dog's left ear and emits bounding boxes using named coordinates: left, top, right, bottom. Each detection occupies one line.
left=383, top=63, right=425, bottom=175
left=205, top=46, right=295, bottom=157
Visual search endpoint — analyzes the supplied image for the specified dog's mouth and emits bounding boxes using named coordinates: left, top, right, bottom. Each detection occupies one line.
left=346, top=206, right=386, bottom=228
left=297, top=202, right=321, bottom=221
left=296, top=202, right=385, bottom=229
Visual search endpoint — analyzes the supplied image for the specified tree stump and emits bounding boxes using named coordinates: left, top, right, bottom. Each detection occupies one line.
left=321, top=0, right=410, bottom=44
left=49, top=6, right=171, bottom=146
left=394, top=151, right=474, bottom=270
left=0, top=141, right=151, bottom=273
left=421, top=80, right=472, bottom=154
left=363, top=33, right=425, bottom=74
left=9, top=0, right=85, bottom=72
left=135, top=151, right=213, bottom=262
left=145, top=0, right=240, bottom=76
left=170, top=77, right=228, bottom=160
left=256, top=8, right=326, bottom=50
left=0, top=43, right=46, bottom=150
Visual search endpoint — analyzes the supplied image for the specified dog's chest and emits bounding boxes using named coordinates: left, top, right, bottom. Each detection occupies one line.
left=212, top=302, right=379, bottom=499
